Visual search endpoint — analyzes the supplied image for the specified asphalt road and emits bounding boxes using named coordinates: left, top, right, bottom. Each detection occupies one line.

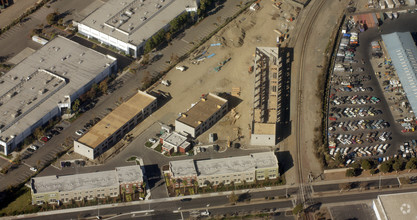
left=20, top=186, right=417, bottom=220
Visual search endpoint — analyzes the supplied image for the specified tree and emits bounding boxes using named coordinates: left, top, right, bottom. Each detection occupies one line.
left=33, top=127, right=45, bottom=139
left=361, top=159, right=372, bottom=170
left=182, top=179, right=188, bottom=194
left=46, top=11, right=59, bottom=25
left=292, top=203, right=303, bottom=216
left=99, top=79, right=108, bottom=94
left=144, top=40, right=155, bottom=54
left=379, top=162, right=391, bottom=173
left=345, top=168, right=356, bottom=177
left=359, top=182, right=369, bottom=190
left=165, top=31, right=172, bottom=42
left=370, top=168, right=377, bottom=176
left=339, top=183, right=352, bottom=191
left=87, top=87, right=96, bottom=100
left=393, top=160, right=403, bottom=173
left=228, top=191, right=238, bottom=204
left=406, top=159, right=417, bottom=172
left=72, top=99, right=80, bottom=112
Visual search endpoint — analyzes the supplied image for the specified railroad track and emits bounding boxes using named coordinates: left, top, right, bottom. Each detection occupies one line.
left=295, top=0, right=327, bottom=206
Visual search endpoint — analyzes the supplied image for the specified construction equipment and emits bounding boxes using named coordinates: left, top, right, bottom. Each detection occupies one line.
left=214, top=57, right=231, bottom=72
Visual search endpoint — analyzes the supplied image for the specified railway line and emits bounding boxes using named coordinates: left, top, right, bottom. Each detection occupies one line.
left=294, top=0, right=328, bottom=206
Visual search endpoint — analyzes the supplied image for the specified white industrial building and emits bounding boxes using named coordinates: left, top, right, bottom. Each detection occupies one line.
left=74, top=90, right=157, bottom=159
left=250, top=47, right=281, bottom=146
left=373, top=191, right=417, bottom=220
left=77, top=0, right=199, bottom=58
left=175, top=93, right=228, bottom=138
left=0, top=36, right=117, bottom=155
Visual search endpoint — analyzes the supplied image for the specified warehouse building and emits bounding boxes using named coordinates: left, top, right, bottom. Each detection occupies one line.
left=382, top=32, right=417, bottom=117
left=77, top=0, right=199, bottom=58
left=250, top=47, right=280, bottom=146
left=74, top=90, right=157, bottom=159
left=175, top=93, right=228, bottom=138
left=373, top=191, right=417, bottom=220
left=31, top=165, right=143, bottom=205
left=168, top=152, right=279, bottom=188
left=0, top=36, right=117, bottom=155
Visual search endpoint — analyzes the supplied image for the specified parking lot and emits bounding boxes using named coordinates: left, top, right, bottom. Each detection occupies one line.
left=327, top=12, right=417, bottom=165
left=329, top=203, right=376, bottom=220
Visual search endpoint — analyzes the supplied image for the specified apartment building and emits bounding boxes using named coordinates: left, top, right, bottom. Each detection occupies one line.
left=168, top=152, right=279, bottom=188
left=175, top=93, right=228, bottom=138
left=30, top=165, right=143, bottom=205
left=169, top=159, right=198, bottom=188
left=74, top=90, right=157, bottom=159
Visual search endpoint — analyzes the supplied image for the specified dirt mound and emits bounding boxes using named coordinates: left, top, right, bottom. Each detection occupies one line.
left=217, top=22, right=246, bottom=48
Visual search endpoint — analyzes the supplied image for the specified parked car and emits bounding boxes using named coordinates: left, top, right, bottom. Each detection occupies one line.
left=55, top=126, right=64, bottom=131
left=41, top=136, right=50, bottom=142
left=149, top=138, right=157, bottom=144
left=30, top=167, right=38, bottom=172
left=75, top=129, right=86, bottom=136
left=200, top=211, right=210, bottom=217
left=29, top=145, right=39, bottom=151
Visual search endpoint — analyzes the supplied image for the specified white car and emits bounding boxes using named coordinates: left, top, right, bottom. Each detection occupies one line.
left=29, top=145, right=39, bottom=151
left=176, top=66, right=185, bottom=72
left=149, top=138, right=157, bottom=144
left=200, top=211, right=210, bottom=217
left=75, top=129, right=86, bottom=136
left=30, top=167, right=38, bottom=172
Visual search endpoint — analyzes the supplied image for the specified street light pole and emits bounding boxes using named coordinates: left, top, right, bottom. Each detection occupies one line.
left=206, top=204, right=210, bottom=213
left=379, top=175, right=382, bottom=190
left=178, top=207, right=183, bottom=220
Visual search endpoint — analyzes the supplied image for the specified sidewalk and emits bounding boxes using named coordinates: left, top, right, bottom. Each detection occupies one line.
left=312, top=171, right=417, bottom=186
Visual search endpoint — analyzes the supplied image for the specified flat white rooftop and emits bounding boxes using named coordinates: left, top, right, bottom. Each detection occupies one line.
left=169, top=159, right=197, bottom=178
left=376, top=191, right=417, bottom=220
left=116, top=165, right=144, bottom=184
left=32, top=165, right=142, bottom=194
left=0, top=36, right=116, bottom=143
left=80, top=0, right=197, bottom=46
left=196, top=152, right=278, bottom=176
left=161, top=131, right=188, bottom=145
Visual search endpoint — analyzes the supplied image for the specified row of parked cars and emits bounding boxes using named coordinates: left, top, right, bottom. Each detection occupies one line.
left=329, top=119, right=390, bottom=132
left=331, top=95, right=380, bottom=105
left=329, top=106, right=382, bottom=120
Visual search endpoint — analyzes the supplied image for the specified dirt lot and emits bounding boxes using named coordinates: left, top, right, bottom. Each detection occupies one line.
left=149, top=3, right=301, bottom=149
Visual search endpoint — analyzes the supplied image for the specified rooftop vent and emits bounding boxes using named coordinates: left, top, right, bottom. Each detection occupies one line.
left=198, top=121, right=203, bottom=124
left=40, top=58, right=44, bottom=62
left=80, top=52, right=85, bottom=56
left=182, top=113, right=187, bottom=118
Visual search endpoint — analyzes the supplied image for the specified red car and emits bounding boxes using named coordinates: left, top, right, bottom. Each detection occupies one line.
left=41, top=135, right=51, bottom=142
